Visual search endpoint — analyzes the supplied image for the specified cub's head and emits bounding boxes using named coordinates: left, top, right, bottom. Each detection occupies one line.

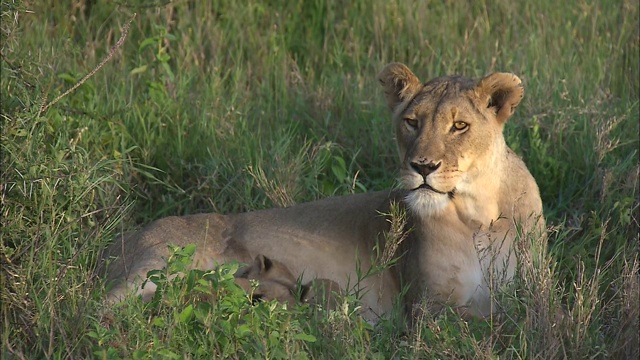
left=378, top=63, right=524, bottom=215
left=235, top=254, right=298, bottom=304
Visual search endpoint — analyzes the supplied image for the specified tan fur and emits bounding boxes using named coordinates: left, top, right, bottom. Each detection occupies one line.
left=234, top=254, right=298, bottom=305
left=101, top=63, right=545, bottom=321
left=301, top=278, right=342, bottom=310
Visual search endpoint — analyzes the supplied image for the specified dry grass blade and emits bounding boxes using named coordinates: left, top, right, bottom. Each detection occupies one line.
left=380, top=201, right=408, bottom=267
left=39, top=13, right=137, bottom=115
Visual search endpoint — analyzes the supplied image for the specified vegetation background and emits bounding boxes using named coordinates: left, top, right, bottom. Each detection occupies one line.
left=1, top=0, right=638, bottom=358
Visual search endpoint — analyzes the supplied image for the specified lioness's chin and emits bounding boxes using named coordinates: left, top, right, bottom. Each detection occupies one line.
left=405, top=190, right=450, bottom=215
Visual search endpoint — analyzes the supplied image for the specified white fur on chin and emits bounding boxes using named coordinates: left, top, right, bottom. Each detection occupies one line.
left=405, top=190, right=449, bottom=216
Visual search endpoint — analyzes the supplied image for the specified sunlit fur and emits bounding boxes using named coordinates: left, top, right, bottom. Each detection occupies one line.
left=404, top=189, right=449, bottom=215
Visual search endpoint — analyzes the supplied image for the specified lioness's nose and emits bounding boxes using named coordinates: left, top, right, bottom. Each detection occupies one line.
left=410, top=161, right=441, bottom=177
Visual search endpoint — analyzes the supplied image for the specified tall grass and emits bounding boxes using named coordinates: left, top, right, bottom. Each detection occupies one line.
left=2, top=0, right=638, bottom=358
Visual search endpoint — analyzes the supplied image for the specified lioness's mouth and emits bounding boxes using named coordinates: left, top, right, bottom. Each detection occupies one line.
left=413, top=184, right=456, bottom=199
left=414, top=183, right=447, bottom=194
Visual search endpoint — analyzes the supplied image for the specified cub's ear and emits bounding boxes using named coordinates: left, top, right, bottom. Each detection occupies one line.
left=235, top=254, right=273, bottom=278
left=474, top=72, right=524, bottom=124
left=378, top=63, right=423, bottom=110
left=299, top=282, right=312, bottom=303
left=254, top=254, right=272, bottom=273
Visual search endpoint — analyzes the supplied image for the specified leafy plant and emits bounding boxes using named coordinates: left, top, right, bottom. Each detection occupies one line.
left=92, top=245, right=318, bottom=359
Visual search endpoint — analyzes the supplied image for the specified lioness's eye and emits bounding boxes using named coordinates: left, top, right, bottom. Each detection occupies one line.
left=405, top=118, right=418, bottom=129
left=452, top=121, right=468, bottom=131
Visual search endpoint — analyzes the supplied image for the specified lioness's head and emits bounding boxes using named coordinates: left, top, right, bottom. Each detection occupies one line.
left=378, top=63, right=524, bottom=215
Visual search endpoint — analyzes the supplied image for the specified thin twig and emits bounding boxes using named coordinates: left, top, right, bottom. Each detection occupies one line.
left=40, top=13, right=137, bottom=114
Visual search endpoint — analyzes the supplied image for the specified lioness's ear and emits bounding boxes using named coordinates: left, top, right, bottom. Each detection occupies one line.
left=378, top=63, right=423, bottom=110
left=474, top=73, right=524, bottom=123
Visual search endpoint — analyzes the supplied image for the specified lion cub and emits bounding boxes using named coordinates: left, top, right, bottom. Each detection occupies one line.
left=233, top=254, right=298, bottom=305
left=237, top=256, right=344, bottom=310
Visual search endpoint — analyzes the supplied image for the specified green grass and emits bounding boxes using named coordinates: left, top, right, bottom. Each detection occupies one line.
left=1, top=0, right=638, bottom=358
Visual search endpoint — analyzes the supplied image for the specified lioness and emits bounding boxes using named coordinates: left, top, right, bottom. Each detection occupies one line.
left=102, top=63, right=544, bottom=321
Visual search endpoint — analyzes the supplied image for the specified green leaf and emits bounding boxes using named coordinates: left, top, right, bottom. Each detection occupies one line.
left=130, top=65, right=148, bottom=75
left=161, top=61, right=175, bottom=81
left=138, top=37, right=158, bottom=52
left=14, top=128, right=28, bottom=137
left=294, top=333, right=317, bottom=342
left=152, top=317, right=165, bottom=327
left=133, top=350, right=148, bottom=359
left=178, top=304, right=194, bottom=323
left=236, top=324, right=252, bottom=338
left=57, top=73, right=77, bottom=83
left=157, top=52, right=171, bottom=63
left=182, top=243, right=197, bottom=256
left=157, top=349, right=180, bottom=359
left=331, top=156, right=347, bottom=182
